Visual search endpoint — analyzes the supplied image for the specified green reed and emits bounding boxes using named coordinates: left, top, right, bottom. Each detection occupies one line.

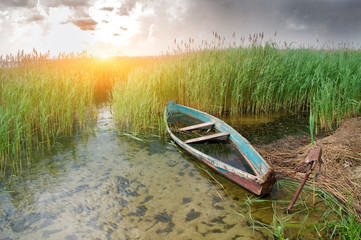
left=2, top=35, right=361, bottom=174
left=0, top=50, right=152, bottom=175
left=0, top=67, right=93, bottom=174
left=112, top=42, right=361, bottom=133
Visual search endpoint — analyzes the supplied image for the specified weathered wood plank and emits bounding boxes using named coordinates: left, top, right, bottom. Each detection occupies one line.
left=178, top=121, right=215, bottom=131
left=184, top=132, right=230, bottom=144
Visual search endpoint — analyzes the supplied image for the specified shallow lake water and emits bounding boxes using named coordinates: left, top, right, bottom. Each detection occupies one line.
left=0, top=104, right=327, bottom=239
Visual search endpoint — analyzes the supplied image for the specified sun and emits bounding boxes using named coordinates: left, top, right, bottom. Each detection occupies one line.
left=97, top=53, right=111, bottom=60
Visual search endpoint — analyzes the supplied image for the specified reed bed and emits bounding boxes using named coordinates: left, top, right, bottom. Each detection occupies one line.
left=1, top=35, right=360, bottom=236
left=0, top=65, right=94, bottom=175
left=110, top=36, right=361, bottom=232
left=112, top=39, right=361, bottom=134
left=0, top=52, right=150, bottom=175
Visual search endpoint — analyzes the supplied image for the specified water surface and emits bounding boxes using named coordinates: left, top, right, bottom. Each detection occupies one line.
left=0, top=105, right=326, bottom=239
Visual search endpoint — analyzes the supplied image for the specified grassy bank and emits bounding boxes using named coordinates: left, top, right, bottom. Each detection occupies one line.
left=112, top=44, right=361, bottom=133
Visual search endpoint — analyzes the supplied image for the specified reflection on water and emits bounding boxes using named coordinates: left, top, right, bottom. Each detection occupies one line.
left=221, top=112, right=310, bottom=145
left=0, top=105, right=324, bottom=239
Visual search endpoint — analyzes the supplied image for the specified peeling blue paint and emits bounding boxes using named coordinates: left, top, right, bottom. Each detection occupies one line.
left=216, top=166, right=229, bottom=173
left=164, top=101, right=276, bottom=196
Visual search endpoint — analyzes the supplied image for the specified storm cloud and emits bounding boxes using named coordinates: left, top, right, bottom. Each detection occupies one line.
left=279, top=0, right=361, bottom=39
left=100, top=7, right=114, bottom=12
left=1, top=0, right=361, bottom=56
left=0, top=0, right=36, bottom=8
left=26, top=13, right=45, bottom=23
left=42, top=0, right=92, bottom=8
left=117, top=0, right=137, bottom=16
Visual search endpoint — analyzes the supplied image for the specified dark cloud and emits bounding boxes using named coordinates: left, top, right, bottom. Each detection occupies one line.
left=122, top=0, right=361, bottom=55
left=1, top=0, right=361, bottom=57
left=146, top=0, right=361, bottom=45
left=280, top=0, right=361, bottom=39
left=100, top=7, right=114, bottom=12
left=72, top=8, right=91, bottom=18
left=41, top=0, right=92, bottom=19
left=63, top=18, right=97, bottom=31
left=40, top=0, right=95, bottom=30
left=0, top=0, right=36, bottom=8
left=27, top=13, right=45, bottom=23
left=43, top=0, right=91, bottom=8
left=117, top=0, right=137, bottom=16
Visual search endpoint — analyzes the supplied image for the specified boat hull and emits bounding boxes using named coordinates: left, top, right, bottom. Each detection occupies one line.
left=165, top=101, right=276, bottom=196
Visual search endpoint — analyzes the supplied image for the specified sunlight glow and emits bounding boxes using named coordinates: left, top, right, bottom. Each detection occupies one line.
left=89, top=1, right=140, bottom=47
left=97, top=53, right=112, bottom=60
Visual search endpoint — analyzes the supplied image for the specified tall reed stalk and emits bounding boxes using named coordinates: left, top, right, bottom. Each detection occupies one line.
left=309, top=110, right=315, bottom=146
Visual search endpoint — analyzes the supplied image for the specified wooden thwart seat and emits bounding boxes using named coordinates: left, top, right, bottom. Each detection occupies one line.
left=178, top=121, right=215, bottom=131
left=184, top=132, right=230, bottom=144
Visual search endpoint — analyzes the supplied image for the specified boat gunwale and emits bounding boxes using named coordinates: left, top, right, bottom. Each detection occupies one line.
left=165, top=102, right=273, bottom=175
left=164, top=111, right=260, bottom=183
left=164, top=102, right=274, bottom=185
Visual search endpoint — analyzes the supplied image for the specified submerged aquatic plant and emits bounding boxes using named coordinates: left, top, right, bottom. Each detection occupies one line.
left=233, top=180, right=361, bottom=239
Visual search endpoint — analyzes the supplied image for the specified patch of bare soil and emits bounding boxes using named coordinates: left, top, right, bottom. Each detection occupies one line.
left=257, top=117, right=361, bottom=218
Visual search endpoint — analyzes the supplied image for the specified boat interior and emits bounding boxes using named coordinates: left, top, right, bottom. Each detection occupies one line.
left=167, top=112, right=256, bottom=176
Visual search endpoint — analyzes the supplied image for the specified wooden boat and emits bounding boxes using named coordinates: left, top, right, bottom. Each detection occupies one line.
left=164, top=101, right=276, bottom=196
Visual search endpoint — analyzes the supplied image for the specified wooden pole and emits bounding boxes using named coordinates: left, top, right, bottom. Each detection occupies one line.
left=287, top=146, right=322, bottom=212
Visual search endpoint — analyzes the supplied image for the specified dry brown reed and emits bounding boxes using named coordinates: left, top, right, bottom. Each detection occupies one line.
left=0, top=49, right=89, bottom=68
left=257, top=117, right=361, bottom=219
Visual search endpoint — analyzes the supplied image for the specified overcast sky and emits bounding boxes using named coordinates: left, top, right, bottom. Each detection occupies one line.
left=1, top=0, right=361, bottom=57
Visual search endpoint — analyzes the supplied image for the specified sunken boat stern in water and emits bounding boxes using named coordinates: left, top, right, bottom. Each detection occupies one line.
left=164, top=101, right=276, bottom=196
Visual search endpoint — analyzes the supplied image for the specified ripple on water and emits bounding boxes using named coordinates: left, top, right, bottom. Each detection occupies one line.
left=0, top=132, right=264, bottom=239
left=0, top=105, right=324, bottom=239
